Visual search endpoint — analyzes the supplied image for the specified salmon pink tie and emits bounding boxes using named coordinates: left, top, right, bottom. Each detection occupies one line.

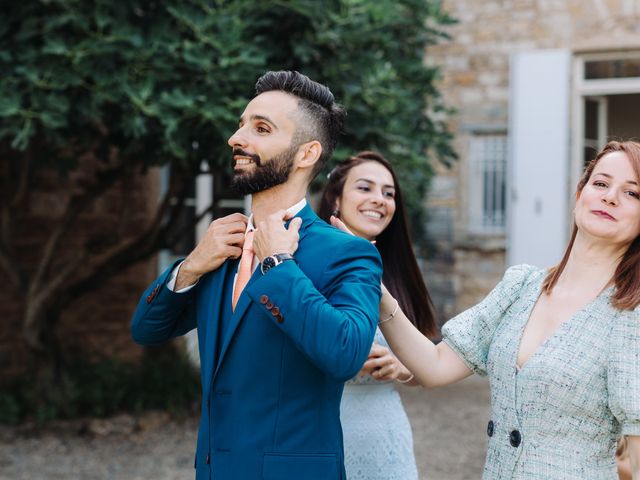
left=232, top=230, right=254, bottom=311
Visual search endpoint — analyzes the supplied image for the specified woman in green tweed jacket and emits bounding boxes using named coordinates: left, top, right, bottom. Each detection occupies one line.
left=378, top=141, right=640, bottom=479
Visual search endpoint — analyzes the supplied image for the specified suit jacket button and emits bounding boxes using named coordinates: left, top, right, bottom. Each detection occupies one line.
left=271, top=306, right=280, bottom=316
left=260, top=295, right=269, bottom=304
left=266, top=302, right=274, bottom=310
left=206, top=452, right=210, bottom=464
left=487, top=420, right=494, bottom=437
left=146, top=294, right=153, bottom=304
left=276, top=313, right=284, bottom=324
left=509, top=429, right=521, bottom=447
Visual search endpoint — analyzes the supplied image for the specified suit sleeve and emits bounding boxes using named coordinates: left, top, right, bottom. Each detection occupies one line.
left=130, top=259, right=198, bottom=345
left=245, top=236, right=382, bottom=382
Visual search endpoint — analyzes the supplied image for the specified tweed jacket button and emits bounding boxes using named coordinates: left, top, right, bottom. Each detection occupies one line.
left=487, top=420, right=494, bottom=437
left=509, top=429, right=521, bottom=447
left=260, top=295, right=269, bottom=304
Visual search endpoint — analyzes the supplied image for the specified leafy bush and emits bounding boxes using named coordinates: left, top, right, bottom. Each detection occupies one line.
left=0, top=350, right=200, bottom=425
left=0, top=393, right=22, bottom=425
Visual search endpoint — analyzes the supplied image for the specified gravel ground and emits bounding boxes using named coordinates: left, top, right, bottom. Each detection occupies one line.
left=0, top=376, right=489, bottom=480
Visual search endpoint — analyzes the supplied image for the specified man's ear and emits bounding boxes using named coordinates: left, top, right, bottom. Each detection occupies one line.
left=296, top=140, right=322, bottom=171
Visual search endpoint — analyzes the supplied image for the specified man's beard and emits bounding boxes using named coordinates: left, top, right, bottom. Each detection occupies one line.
left=231, top=145, right=298, bottom=195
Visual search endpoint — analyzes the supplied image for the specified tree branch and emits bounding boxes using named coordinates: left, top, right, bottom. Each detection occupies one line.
left=23, top=251, right=88, bottom=351
left=115, top=167, right=135, bottom=238
left=0, top=149, right=27, bottom=291
left=30, top=160, right=128, bottom=295
left=10, top=143, right=31, bottom=208
left=57, top=170, right=197, bottom=308
left=0, top=239, right=25, bottom=291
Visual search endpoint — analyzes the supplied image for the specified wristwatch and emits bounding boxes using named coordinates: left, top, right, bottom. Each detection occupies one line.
left=260, top=253, right=295, bottom=274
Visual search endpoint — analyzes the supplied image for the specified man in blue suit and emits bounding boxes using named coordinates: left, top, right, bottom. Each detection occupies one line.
left=131, top=71, right=382, bottom=479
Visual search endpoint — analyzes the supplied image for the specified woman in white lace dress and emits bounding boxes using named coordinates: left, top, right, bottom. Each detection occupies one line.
left=318, top=151, right=438, bottom=480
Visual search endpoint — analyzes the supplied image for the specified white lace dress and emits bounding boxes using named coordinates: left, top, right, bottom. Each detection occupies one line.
left=340, top=328, right=419, bottom=479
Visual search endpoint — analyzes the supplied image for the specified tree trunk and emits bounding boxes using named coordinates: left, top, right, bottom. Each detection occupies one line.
left=23, top=302, right=64, bottom=384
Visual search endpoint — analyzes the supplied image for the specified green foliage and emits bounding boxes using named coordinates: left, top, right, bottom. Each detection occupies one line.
left=258, top=0, right=458, bottom=242
left=0, top=350, right=200, bottom=424
left=1, top=0, right=265, bottom=171
left=0, top=393, right=21, bottom=425
left=1, top=0, right=455, bottom=244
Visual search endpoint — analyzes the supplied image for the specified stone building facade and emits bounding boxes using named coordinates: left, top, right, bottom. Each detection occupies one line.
left=424, top=0, right=640, bottom=314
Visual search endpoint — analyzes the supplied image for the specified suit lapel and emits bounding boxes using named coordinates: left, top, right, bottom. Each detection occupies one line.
left=212, top=204, right=317, bottom=381
left=200, top=258, right=236, bottom=400
left=212, top=267, right=260, bottom=380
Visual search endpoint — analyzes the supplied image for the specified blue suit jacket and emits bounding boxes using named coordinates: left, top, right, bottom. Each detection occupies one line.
left=131, top=204, right=382, bottom=480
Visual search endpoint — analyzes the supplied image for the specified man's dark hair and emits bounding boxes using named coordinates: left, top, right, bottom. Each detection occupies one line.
left=255, top=71, right=346, bottom=179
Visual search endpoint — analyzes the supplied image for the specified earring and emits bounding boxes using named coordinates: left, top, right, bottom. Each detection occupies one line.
left=332, top=209, right=339, bottom=217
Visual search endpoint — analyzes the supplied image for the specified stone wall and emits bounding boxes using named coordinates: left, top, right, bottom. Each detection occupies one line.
left=424, top=0, right=640, bottom=314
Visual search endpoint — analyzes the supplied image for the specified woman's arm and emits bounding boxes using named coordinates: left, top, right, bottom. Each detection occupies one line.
left=378, top=285, right=472, bottom=388
left=628, top=436, right=640, bottom=480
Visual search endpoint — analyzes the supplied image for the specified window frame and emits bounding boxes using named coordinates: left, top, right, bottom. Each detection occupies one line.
left=467, top=132, right=508, bottom=236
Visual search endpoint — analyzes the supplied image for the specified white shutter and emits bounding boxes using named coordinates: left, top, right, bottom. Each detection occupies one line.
left=507, top=49, right=571, bottom=268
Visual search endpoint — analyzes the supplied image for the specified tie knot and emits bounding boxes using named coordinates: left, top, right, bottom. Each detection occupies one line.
left=243, top=230, right=254, bottom=253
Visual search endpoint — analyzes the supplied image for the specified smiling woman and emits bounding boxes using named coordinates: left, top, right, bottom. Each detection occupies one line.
left=543, top=141, right=640, bottom=311
left=373, top=140, right=640, bottom=480
left=318, top=151, right=437, bottom=480
left=332, top=161, right=397, bottom=240
left=573, top=152, right=640, bottom=242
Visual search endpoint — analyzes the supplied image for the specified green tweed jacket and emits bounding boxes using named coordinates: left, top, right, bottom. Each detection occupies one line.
left=442, top=265, right=640, bottom=479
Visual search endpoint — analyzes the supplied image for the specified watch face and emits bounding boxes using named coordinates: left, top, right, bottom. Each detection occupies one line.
left=262, top=256, right=277, bottom=272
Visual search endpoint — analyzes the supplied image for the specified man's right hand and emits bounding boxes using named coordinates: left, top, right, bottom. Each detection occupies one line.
left=175, top=213, right=248, bottom=290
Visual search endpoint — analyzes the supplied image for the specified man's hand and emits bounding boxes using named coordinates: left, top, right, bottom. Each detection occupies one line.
left=253, top=210, right=302, bottom=261
left=176, top=213, right=248, bottom=289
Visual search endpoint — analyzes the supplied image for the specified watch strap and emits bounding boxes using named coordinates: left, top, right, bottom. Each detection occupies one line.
left=272, top=253, right=295, bottom=263
left=260, top=253, right=295, bottom=274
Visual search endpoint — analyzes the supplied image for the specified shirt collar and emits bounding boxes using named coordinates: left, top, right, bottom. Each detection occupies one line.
left=246, top=197, right=307, bottom=232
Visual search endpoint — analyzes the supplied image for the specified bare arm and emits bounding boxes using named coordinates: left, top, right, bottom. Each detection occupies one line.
left=378, top=285, right=472, bottom=388
left=628, top=436, right=640, bottom=480
left=329, top=214, right=473, bottom=387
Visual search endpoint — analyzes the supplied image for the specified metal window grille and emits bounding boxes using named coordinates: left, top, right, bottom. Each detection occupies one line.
left=468, top=135, right=507, bottom=234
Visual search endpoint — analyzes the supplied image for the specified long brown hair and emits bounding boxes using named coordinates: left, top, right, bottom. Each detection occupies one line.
left=318, top=151, right=438, bottom=337
left=542, top=140, right=640, bottom=310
